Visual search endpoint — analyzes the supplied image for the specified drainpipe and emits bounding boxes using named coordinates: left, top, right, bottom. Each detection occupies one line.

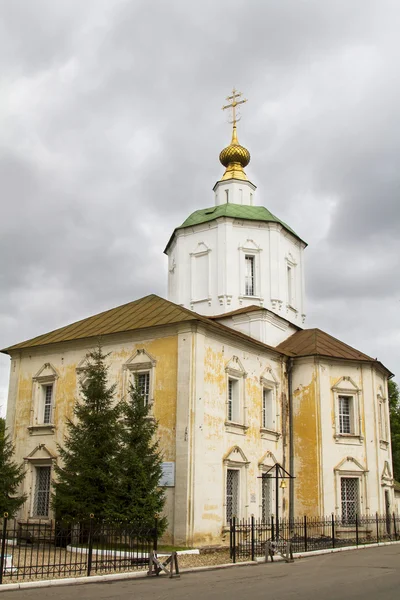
left=287, top=357, right=294, bottom=523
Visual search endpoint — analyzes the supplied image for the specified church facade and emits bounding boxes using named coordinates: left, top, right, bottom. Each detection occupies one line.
left=2, top=91, right=396, bottom=545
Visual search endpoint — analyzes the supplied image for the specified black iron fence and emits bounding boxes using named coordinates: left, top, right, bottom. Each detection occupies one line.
left=230, top=513, right=400, bottom=562
left=0, top=515, right=158, bottom=584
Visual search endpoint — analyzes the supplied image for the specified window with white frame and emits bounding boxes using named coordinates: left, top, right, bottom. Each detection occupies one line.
left=135, top=371, right=150, bottom=405
left=332, top=378, right=362, bottom=442
left=262, top=388, right=275, bottom=430
left=33, top=466, right=51, bottom=517
left=338, top=395, right=354, bottom=434
left=341, top=477, right=359, bottom=523
left=261, top=475, right=273, bottom=522
left=123, top=349, right=156, bottom=409
left=245, top=255, right=255, bottom=296
left=30, top=363, right=59, bottom=432
left=228, top=378, right=240, bottom=422
left=43, top=385, right=53, bottom=424
left=226, top=469, right=239, bottom=522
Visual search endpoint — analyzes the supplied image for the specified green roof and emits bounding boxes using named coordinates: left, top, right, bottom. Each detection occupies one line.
left=164, top=204, right=306, bottom=252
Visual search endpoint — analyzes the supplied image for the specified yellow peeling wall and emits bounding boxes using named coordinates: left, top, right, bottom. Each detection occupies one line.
left=7, top=331, right=178, bottom=529
left=291, top=361, right=321, bottom=516
left=292, top=358, right=394, bottom=518
left=188, top=329, right=288, bottom=546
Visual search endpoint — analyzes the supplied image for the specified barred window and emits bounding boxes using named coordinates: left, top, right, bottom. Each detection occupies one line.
left=33, top=466, right=51, bottom=517
left=261, top=475, right=273, bottom=522
left=339, top=395, right=353, bottom=434
left=135, top=372, right=150, bottom=405
left=226, top=469, right=239, bottom=522
left=43, top=385, right=53, bottom=424
left=245, top=255, right=255, bottom=296
left=341, top=477, right=359, bottom=523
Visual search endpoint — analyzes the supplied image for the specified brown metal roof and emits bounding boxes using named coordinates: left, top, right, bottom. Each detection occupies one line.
left=276, top=328, right=374, bottom=361
left=1, top=294, right=278, bottom=355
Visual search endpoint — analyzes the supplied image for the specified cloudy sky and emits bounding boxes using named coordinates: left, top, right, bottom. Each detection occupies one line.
left=1, top=0, right=400, bottom=416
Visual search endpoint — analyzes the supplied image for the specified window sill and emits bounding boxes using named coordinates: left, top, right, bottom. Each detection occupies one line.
left=28, top=424, right=55, bottom=436
left=239, top=295, right=263, bottom=301
left=334, top=433, right=363, bottom=445
left=225, top=421, right=248, bottom=435
left=260, top=428, right=281, bottom=441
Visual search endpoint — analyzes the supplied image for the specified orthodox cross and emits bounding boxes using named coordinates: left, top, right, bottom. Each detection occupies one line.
left=222, top=88, right=248, bottom=127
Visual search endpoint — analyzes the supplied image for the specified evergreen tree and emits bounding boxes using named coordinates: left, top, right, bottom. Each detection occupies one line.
left=114, top=385, right=166, bottom=532
left=0, top=417, right=27, bottom=516
left=52, top=344, right=122, bottom=521
left=388, top=379, right=400, bottom=482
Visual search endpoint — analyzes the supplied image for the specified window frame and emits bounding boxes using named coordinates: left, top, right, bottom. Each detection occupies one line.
left=334, top=456, right=366, bottom=520
left=29, top=363, right=59, bottom=435
left=377, top=391, right=389, bottom=446
left=244, top=254, right=255, bottom=297
left=332, top=377, right=362, bottom=444
left=225, top=356, right=248, bottom=433
left=225, top=468, right=240, bottom=523
left=238, top=240, right=262, bottom=301
left=223, top=446, right=250, bottom=525
left=260, top=367, right=280, bottom=441
left=123, top=349, right=157, bottom=411
left=340, top=477, right=360, bottom=524
left=32, top=465, right=52, bottom=519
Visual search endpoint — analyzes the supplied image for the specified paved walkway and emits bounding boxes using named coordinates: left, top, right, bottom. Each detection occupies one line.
left=2, top=545, right=400, bottom=600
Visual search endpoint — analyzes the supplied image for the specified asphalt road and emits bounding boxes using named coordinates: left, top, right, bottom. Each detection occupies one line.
left=2, top=546, right=400, bottom=600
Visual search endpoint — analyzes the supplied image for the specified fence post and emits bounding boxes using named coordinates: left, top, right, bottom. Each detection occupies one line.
left=251, top=515, right=255, bottom=561
left=355, top=513, right=359, bottom=546
left=376, top=513, right=379, bottom=544
left=271, top=515, right=275, bottom=542
left=0, top=513, right=8, bottom=585
left=331, top=514, right=335, bottom=549
left=393, top=513, right=398, bottom=541
left=86, top=514, right=94, bottom=577
left=153, top=517, right=158, bottom=552
left=232, top=517, right=236, bottom=563
left=304, top=516, right=308, bottom=553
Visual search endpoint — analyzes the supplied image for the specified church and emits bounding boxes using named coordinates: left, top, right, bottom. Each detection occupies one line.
left=2, top=90, right=395, bottom=546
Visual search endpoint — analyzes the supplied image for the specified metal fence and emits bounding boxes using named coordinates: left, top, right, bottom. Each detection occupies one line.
left=230, top=513, right=400, bottom=562
left=0, top=515, right=158, bottom=584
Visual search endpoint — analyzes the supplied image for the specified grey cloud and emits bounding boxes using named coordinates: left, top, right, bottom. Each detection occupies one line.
left=2, top=0, right=400, bottom=416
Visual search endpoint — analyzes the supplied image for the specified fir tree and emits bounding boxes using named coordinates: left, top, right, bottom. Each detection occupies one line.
left=115, top=385, right=166, bottom=532
left=52, top=344, right=122, bottom=521
left=388, top=379, right=400, bottom=482
left=0, top=417, right=27, bottom=516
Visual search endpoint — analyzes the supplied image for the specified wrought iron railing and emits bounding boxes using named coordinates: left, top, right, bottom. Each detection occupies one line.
left=0, top=515, right=158, bottom=584
left=229, top=513, right=400, bottom=562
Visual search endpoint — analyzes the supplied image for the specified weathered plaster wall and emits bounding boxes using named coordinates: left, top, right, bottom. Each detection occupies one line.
left=7, top=328, right=178, bottom=531
left=292, top=357, right=394, bottom=518
left=188, top=329, right=287, bottom=545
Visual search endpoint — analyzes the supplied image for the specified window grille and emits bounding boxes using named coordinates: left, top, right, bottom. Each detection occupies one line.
left=136, top=372, right=150, bottom=405
left=339, top=395, right=352, bottom=434
left=261, top=475, right=272, bottom=522
left=341, top=478, right=359, bottom=523
left=226, top=469, right=239, bottom=522
left=43, top=385, right=53, bottom=424
left=245, top=255, right=255, bottom=296
left=33, top=466, right=51, bottom=517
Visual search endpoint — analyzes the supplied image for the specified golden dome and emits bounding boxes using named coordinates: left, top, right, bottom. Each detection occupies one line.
left=219, top=126, right=251, bottom=181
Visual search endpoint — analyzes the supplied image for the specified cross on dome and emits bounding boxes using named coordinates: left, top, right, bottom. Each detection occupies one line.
left=219, top=88, right=251, bottom=181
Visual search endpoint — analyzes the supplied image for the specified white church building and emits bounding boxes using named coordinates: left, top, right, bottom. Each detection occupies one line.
left=2, top=91, right=395, bottom=545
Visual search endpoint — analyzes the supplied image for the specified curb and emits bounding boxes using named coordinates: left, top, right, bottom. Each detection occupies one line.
left=1, top=540, right=400, bottom=592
